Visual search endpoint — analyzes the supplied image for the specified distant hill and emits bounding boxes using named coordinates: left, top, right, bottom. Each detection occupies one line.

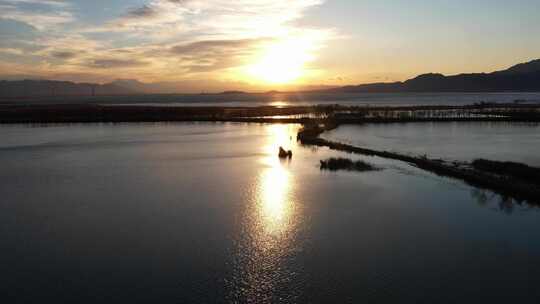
left=329, top=59, right=540, bottom=93
left=110, top=79, right=176, bottom=94
left=0, top=80, right=139, bottom=98
left=1, top=59, right=540, bottom=98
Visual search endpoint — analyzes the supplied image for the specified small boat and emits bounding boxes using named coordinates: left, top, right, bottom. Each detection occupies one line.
left=278, top=146, right=293, bottom=159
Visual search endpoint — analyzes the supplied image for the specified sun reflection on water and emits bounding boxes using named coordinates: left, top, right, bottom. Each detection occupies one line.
left=258, top=124, right=297, bottom=240
left=265, top=124, right=295, bottom=153
left=259, top=165, right=292, bottom=237
left=269, top=100, right=290, bottom=108
left=228, top=124, right=303, bottom=302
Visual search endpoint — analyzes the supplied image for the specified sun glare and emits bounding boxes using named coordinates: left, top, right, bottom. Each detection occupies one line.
left=257, top=124, right=297, bottom=236
left=246, top=38, right=316, bottom=84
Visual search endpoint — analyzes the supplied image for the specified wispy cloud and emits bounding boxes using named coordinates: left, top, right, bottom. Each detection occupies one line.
left=1, top=0, right=70, bottom=7
left=100, top=0, right=326, bottom=39
left=0, top=0, right=335, bottom=86
left=0, top=0, right=73, bottom=30
left=86, top=58, right=150, bottom=69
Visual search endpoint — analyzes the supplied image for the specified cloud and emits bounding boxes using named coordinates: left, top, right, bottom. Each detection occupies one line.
left=31, top=34, right=104, bottom=63
left=170, top=39, right=266, bottom=56
left=87, top=58, right=150, bottom=69
left=168, top=38, right=269, bottom=73
left=0, top=47, right=25, bottom=56
left=0, top=0, right=336, bottom=87
left=50, top=50, right=78, bottom=59
left=0, top=0, right=73, bottom=30
left=102, top=0, right=188, bottom=33
left=126, top=4, right=159, bottom=18
left=1, top=0, right=70, bottom=7
left=94, top=0, right=326, bottom=39
left=84, top=0, right=333, bottom=77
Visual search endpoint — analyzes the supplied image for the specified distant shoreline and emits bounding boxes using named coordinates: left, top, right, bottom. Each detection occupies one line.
left=2, top=103, right=540, bottom=124
left=2, top=90, right=540, bottom=102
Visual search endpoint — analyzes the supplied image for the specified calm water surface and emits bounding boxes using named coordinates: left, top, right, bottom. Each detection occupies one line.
left=1, top=123, right=540, bottom=303
left=323, top=122, right=540, bottom=166
left=14, top=92, right=540, bottom=107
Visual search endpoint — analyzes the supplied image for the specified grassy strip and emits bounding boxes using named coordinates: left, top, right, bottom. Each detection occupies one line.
left=298, top=123, right=540, bottom=203
left=472, top=159, right=540, bottom=184
left=320, top=158, right=379, bottom=172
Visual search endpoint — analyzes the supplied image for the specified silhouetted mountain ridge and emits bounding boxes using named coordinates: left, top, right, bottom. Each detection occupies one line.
left=331, top=59, right=540, bottom=93
left=500, top=59, right=540, bottom=75
left=1, top=59, right=539, bottom=98
left=0, top=79, right=138, bottom=98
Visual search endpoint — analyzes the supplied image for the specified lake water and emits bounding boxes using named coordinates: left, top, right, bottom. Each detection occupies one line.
left=10, top=92, right=540, bottom=107
left=323, top=122, right=540, bottom=166
left=1, top=123, right=540, bottom=303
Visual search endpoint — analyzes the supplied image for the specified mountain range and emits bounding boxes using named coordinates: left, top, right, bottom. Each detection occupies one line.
left=1, top=59, right=540, bottom=98
left=329, top=59, right=540, bottom=93
left=0, top=80, right=138, bottom=98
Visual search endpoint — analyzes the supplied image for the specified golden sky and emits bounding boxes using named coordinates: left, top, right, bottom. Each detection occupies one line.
left=1, top=0, right=539, bottom=92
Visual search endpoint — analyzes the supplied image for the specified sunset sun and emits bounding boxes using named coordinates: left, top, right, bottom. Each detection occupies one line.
left=246, top=38, right=316, bottom=84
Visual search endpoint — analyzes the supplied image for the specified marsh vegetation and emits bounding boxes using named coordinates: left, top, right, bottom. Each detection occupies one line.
left=320, top=158, right=379, bottom=172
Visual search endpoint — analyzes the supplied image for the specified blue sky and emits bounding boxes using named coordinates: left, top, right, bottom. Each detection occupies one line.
left=0, top=0, right=539, bottom=90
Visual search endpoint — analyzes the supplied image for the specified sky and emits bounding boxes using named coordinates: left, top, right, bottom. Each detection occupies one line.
left=0, top=0, right=539, bottom=91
